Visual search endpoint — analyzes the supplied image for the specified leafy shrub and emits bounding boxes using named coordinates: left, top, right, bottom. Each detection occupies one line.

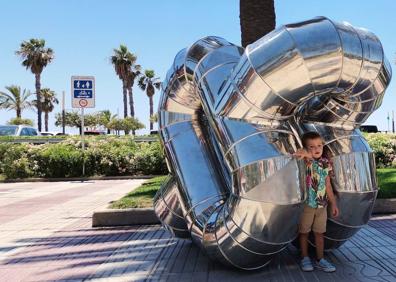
left=0, top=143, right=9, bottom=174
left=134, top=142, right=167, bottom=175
left=365, top=133, right=396, bottom=168
left=35, top=144, right=85, bottom=177
left=7, top=117, right=34, bottom=126
left=0, top=144, right=34, bottom=178
left=0, top=137, right=167, bottom=179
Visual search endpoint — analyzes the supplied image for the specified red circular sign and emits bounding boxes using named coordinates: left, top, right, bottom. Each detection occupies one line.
left=79, top=99, right=88, bottom=107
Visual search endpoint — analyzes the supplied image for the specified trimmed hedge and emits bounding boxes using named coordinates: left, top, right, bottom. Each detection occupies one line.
left=365, top=133, right=396, bottom=168
left=0, top=137, right=167, bottom=179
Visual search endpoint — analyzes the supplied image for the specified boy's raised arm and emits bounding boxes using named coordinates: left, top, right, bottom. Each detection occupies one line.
left=293, top=149, right=312, bottom=160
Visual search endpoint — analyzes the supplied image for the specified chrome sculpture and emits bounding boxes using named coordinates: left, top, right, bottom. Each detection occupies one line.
left=154, top=17, right=392, bottom=269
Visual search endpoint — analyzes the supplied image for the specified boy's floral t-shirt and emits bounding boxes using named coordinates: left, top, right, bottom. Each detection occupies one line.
left=305, top=157, right=332, bottom=208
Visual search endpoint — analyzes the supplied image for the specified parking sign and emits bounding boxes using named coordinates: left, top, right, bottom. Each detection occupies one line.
left=71, top=76, right=95, bottom=108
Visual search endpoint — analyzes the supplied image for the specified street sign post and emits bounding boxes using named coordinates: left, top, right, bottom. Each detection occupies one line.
left=71, top=76, right=95, bottom=177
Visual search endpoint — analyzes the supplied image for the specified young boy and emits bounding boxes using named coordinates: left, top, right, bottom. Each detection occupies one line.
left=293, top=131, right=339, bottom=272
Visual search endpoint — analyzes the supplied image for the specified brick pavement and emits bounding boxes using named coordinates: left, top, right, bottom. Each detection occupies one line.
left=0, top=180, right=395, bottom=281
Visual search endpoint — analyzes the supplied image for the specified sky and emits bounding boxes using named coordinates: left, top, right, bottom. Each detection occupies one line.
left=0, top=0, right=395, bottom=133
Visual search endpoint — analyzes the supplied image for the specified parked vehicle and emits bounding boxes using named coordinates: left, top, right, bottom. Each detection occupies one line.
left=360, top=125, right=379, bottom=133
left=0, top=125, right=40, bottom=136
left=84, top=130, right=106, bottom=135
left=40, top=131, right=67, bottom=136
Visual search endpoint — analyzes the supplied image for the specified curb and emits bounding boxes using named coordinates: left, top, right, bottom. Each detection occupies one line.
left=0, top=175, right=159, bottom=183
left=92, top=199, right=396, bottom=227
left=92, top=208, right=159, bottom=227
left=372, top=198, right=396, bottom=214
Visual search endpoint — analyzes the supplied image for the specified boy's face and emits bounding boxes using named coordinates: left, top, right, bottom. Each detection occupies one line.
left=305, top=137, right=323, bottom=159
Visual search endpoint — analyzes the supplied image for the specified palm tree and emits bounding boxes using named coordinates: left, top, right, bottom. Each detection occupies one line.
left=39, top=88, right=58, bottom=132
left=111, top=45, right=137, bottom=118
left=138, top=70, right=161, bottom=131
left=15, top=39, right=54, bottom=131
left=99, top=110, right=117, bottom=134
left=0, top=85, right=34, bottom=118
left=127, top=64, right=141, bottom=118
left=240, top=0, right=276, bottom=47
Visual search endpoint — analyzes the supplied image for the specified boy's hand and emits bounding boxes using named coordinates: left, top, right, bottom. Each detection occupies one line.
left=331, top=204, right=339, bottom=217
left=292, top=149, right=312, bottom=160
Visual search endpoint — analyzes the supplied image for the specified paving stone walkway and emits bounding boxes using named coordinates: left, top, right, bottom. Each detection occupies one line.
left=0, top=180, right=395, bottom=281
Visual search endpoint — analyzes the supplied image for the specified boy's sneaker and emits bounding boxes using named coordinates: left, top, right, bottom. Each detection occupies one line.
left=316, top=258, right=336, bottom=272
left=300, top=257, right=314, bottom=271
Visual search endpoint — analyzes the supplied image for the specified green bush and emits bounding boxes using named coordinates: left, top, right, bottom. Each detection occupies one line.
left=365, top=133, right=396, bottom=168
left=0, top=143, right=9, bottom=174
left=35, top=144, right=84, bottom=177
left=0, top=137, right=167, bottom=179
left=134, top=142, right=167, bottom=175
left=0, top=144, right=34, bottom=178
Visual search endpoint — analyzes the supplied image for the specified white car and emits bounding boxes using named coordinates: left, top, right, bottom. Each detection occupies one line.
left=40, top=131, right=67, bottom=136
left=0, top=125, right=40, bottom=136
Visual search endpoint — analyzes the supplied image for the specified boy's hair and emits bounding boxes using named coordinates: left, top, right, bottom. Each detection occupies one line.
left=301, top=131, right=323, bottom=148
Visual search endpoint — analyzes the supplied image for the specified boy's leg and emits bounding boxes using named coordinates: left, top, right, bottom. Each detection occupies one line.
left=313, top=232, right=324, bottom=260
left=299, top=232, right=309, bottom=258
left=314, top=232, right=336, bottom=272
left=312, top=207, right=327, bottom=260
left=298, top=205, right=315, bottom=271
left=299, top=205, right=315, bottom=258
left=312, top=207, right=336, bottom=272
left=299, top=232, right=313, bottom=271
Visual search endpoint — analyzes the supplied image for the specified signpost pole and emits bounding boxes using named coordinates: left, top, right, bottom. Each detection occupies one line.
left=388, top=112, right=390, bottom=133
left=81, top=107, right=85, bottom=176
left=62, top=91, right=66, bottom=134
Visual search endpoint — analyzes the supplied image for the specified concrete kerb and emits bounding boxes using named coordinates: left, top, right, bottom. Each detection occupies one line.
left=0, top=175, right=158, bottom=183
left=372, top=198, right=396, bottom=214
left=92, top=208, right=159, bottom=227
left=92, top=198, right=396, bottom=227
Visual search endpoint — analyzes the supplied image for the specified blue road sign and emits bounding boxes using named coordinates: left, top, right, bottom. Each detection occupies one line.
left=71, top=76, right=95, bottom=108
left=74, top=89, right=93, bottom=98
left=73, top=80, right=93, bottom=89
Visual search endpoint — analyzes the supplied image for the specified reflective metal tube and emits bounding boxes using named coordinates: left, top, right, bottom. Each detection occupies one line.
left=155, top=17, right=391, bottom=269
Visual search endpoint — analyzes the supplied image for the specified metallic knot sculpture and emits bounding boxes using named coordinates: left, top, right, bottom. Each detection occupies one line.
left=154, top=17, right=392, bottom=269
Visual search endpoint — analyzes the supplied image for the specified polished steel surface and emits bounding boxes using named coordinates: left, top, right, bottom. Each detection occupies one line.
left=154, top=17, right=392, bottom=269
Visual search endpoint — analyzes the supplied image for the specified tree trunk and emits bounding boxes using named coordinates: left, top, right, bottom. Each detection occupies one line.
left=240, top=0, right=276, bottom=48
left=16, top=108, right=21, bottom=119
left=149, top=95, right=154, bottom=131
left=45, top=111, right=49, bottom=131
left=128, top=87, right=136, bottom=135
left=128, top=87, right=135, bottom=117
left=122, top=81, right=130, bottom=135
left=35, top=73, right=42, bottom=131
left=122, top=81, right=128, bottom=118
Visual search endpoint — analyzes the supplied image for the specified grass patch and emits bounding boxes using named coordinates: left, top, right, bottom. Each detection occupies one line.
left=377, top=168, right=396, bottom=198
left=109, top=175, right=167, bottom=209
left=0, top=174, right=5, bottom=181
